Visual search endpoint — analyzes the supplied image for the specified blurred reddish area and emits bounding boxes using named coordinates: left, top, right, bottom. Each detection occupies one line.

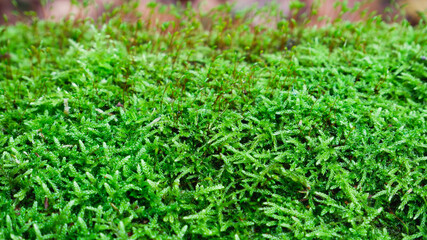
left=0, top=0, right=426, bottom=25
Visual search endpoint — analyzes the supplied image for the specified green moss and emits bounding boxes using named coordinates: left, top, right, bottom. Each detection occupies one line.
left=0, top=2, right=426, bottom=239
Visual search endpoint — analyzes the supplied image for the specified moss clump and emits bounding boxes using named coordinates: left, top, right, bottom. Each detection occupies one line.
left=0, top=3, right=426, bottom=239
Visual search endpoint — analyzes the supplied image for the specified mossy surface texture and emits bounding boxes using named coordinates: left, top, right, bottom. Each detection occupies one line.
left=0, top=9, right=426, bottom=239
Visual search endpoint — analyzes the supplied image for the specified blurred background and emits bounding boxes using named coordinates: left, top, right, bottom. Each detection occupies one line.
left=1, top=0, right=426, bottom=25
